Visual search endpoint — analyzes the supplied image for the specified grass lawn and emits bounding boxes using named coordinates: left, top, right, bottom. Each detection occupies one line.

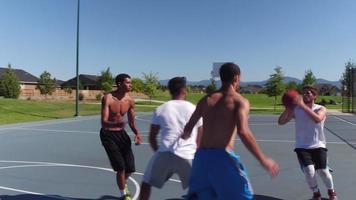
left=0, top=92, right=342, bottom=125
left=153, top=91, right=342, bottom=112
left=0, top=98, right=101, bottom=125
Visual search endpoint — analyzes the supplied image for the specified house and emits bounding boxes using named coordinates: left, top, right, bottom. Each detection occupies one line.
left=61, top=74, right=100, bottom=90
left=315, top=84, right=341, bottom=96
left=0, top=67, right=39, bottom=91
left=55, top=79, right=65, bottom=88
left=240, top=85, right=263, bottom=94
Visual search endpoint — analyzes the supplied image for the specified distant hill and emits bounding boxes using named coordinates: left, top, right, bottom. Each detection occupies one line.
left=159, top=76, right=341, bottom=89
left=316, top=78, right=341, bottom=88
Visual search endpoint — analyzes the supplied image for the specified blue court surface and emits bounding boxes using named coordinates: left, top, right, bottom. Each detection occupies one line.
left=0, top=113, right=355, bottom=200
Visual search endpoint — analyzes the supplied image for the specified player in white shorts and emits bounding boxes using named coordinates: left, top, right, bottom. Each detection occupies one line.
left=138, top=77, right=203, bottom=200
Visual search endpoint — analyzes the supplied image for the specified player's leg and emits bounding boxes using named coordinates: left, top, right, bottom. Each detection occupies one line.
left=314, top=148, right=337, bottom=200
left=213, top=150, right=253, bottom=200
left=295, top=149, right=321, bottom=200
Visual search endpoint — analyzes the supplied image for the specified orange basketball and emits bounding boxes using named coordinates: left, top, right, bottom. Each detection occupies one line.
left=282, top=90, right=299, bottom=108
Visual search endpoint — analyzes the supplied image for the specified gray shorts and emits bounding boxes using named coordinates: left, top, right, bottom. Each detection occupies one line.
left=143, top=151, right=192, bottom=189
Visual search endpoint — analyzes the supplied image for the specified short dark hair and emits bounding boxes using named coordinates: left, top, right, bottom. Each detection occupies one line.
left=115, top=73, right=131, bottom=85
left=168, top=77, right=186, bottom=96
left=303, top=85, right=318, bottom=95
left=219, top=62, right=241, bottom=83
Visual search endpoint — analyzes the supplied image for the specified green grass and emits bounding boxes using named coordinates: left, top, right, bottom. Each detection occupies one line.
left=0, top=93, right=343, bottom=125
left=0, top=98, right=101, bottom=124
left=153, top=91, right=342, bottom=113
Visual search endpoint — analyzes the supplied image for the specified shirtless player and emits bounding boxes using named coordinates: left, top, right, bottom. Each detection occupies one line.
left=100, top=73, right=142, bottom=200
left=182, top=62, right=279, bottom=200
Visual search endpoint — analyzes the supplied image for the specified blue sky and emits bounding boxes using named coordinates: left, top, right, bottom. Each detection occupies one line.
left=0, top=0, right=355, bottom=82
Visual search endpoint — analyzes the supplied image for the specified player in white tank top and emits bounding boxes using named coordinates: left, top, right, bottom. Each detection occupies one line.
left=278, top=85, right=337, bottom=200
left=294, top=103, right=326, bottom=149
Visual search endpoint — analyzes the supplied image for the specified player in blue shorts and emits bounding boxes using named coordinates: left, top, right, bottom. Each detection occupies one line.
left=182, top=62, right=279, bottom=200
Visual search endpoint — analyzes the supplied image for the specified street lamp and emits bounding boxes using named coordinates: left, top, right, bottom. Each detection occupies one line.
left=75, top=0, right=80, bottom=117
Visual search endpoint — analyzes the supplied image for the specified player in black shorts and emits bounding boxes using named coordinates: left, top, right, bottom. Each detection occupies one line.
left=279, top=85, right=337, bottom=200
left=100, top=129, right=135, bottom=173
left=100, top=74, right=142, bottom=200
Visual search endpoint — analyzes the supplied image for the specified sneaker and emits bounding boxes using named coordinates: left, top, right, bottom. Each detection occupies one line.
left=125, top=194, right=132, bottom=200
left=118, top=194, right=132, bottom=200
left=328, top=189, right=337, bottom=200
left=313, top=190, right=322, bottom=200
left=124, top=184, right=131, bottom=195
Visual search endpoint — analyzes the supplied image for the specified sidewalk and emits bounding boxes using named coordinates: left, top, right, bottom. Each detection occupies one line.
left=134, top=98, right=165, bottom=103
left=327, top=109, right=354, bottom=116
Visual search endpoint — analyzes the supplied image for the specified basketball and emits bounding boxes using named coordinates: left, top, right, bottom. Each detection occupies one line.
left=282, top=90, right=299, bottom=108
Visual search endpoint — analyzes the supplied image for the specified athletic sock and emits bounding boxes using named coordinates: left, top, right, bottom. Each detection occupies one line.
left=119, top=189, right=126, bottom=197
left=317, top=169, right=334, bottom=189
left=303, top=165, right=319, bottom=192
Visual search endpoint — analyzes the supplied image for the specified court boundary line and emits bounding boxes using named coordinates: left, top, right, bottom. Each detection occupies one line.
left=1, top=127, right=353, bottom=145
left=324, top=116, right=356, bottom=150
left=0, top=160, right=140, bottom=200
left=331, top=115, right=356, bottom=127
left=0, top=185, right=72, bottom=200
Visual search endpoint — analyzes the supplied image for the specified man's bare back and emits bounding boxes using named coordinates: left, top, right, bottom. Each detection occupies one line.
left=182, top=62, right=278, bottom=179
left=198, top=90, right=244, bottom=150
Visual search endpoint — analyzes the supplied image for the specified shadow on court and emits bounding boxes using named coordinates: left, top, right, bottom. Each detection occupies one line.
left=164, top=195, right=285, bottom=200
left=254, top=195, right=284, bottom=200
left=255, top=195, right=328, bottom=200
left=0, top=195, right=121, bottom=200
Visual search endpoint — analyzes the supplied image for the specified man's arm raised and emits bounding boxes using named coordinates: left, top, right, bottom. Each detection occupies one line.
left=278, top=107, right=295, bottom=125
left=295, top=96, right=326, bottom=123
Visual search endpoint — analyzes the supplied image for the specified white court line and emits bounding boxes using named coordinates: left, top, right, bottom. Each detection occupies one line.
left=250, top=139, right=352, bottom=145
left=0, top=160, right=140, bottom=200
left=15, top=128, right=98, bottom=134
left=2, top=127, right=352, bottom=145
left=133, top=172, right=181, bottom=183
left=0, top=186, right=73, bottom=200
left=249, top=123, right=287, bottom=126
left=332, top=116, right=356, bottom=127
left=1, top=127, right=150, bottom=136
left=0, top=116, right=100, bottom=131
left=0, top=164, right=56, bottom=170
left=135, top=117, right=151, bottom=123
left=0, top=112, right=149, bottom=131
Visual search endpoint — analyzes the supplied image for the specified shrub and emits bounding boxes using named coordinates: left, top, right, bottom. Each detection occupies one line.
left=79, top=93, right=84, bottom=101
left=96, top=93, right=103, bottom=101
left=0, top=66, right=21, bottom=99
left=64, top=87, right=72, bottom=94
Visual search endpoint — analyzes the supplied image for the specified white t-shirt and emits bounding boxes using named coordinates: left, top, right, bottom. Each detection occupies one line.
left=294, top=104, right=326, bottom=149
left=151, top=100, right=202, bottom=160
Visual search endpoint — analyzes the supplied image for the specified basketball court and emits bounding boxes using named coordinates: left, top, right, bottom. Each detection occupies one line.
left=0, top=112, right=355, bottom=200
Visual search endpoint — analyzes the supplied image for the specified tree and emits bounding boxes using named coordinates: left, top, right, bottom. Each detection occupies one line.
left=143, top=72, right=159, bottom=102
left=98, top=67, right=114, bottom=92
left=340, top=61, right=355, bottom=112
left=285, top=81, right=298, bottom=90
left=131, top=78, right=144, bottom=93
left=205, top=78, right=217, bottom=94
left=341, top=61, right=355, bottom=96
left=264, top=66, right=285, bottom=111
left=302, top=69, right=316, bottom=87
left=37, top=71, right=56, bottom=96
left=0, top=64, right=21, bottom=99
